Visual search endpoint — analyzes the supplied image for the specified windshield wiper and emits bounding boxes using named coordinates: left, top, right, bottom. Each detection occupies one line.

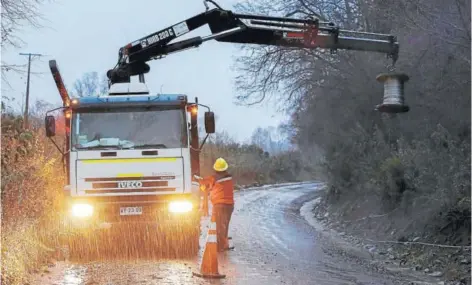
left=133, top=144, right=167, bottom=149
left=75, top=145, right=122, bottom=150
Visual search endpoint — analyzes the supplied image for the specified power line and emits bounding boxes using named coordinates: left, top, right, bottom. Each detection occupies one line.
left=19, top=52, right=44, bottom=129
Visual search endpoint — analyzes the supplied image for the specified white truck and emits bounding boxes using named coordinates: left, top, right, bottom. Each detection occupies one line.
left=45, top=60, right=214, bottom=256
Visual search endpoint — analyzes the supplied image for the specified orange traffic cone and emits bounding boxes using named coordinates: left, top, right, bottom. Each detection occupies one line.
left=193, top=216, right=226, bottom=279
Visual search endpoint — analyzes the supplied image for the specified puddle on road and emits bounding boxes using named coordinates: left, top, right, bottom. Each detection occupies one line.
left=50, top=260, right=201, bottom=285
left=30, top=263, right=88, bottom=285
left=62, top=265, right=87, bottom=285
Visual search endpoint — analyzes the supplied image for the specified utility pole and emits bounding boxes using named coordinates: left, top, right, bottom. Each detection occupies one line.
left=19, top=52, right=43, bottom=129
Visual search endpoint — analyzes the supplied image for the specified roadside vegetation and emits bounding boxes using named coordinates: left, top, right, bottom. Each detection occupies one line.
left=1, top=103, right=66, bottom=285
left=200, top=130, right=313, bottom=186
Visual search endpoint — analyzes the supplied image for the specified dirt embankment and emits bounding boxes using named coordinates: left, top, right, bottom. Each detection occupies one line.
left=309, top=187, right=471, bottom=285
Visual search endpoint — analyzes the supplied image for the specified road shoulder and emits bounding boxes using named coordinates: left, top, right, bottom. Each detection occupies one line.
left=295, top=186, right=455, bottom=285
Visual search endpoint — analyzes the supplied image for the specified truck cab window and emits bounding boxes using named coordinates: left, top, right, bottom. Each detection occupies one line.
left=71, top=107, right=188, bottom=150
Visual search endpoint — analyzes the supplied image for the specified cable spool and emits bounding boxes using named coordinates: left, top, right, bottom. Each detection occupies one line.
left=375, top=73, right=409, bottom=113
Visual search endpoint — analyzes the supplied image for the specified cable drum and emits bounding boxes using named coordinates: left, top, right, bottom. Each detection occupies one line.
left=375, top=73, right=410, bottom=113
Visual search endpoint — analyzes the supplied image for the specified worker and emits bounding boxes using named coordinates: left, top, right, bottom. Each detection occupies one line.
left=200, top=157, right=234, bottom=252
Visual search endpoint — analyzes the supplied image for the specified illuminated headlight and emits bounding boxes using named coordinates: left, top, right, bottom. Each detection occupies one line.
left=71, top=203, right=94, bottom=218
left=168, top=201, right=193, bottom=213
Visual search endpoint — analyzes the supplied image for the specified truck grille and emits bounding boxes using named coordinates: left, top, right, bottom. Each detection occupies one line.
left=84, top=176, right=176, bottom=194
left=92, top=181, right=168, bottom=189
left=85, top=188, right=176, bottom=194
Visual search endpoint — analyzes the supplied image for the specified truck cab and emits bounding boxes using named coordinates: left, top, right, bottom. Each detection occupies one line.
left=45, top=81, right=214, bottom=256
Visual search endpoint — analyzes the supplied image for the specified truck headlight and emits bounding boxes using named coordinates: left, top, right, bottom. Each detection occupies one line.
left=71, top=203, right=94, bottom=218
left=168, top=201, right=193, bottom=213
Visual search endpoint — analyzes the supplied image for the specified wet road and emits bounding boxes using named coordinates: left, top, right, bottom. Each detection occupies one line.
left=33, top=182, right=420, bottom=285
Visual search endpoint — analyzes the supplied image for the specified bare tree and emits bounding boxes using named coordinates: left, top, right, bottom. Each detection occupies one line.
left=251, top=125, right=290, bottom=154
left=1, top=0, right=47, bottom=82
left=99, top=73, right=108, bottom=94
left=72, top=72, right=108, bottom=97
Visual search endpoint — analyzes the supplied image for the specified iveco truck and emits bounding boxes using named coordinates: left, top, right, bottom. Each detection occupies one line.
left=45, top=60, right=214, bottom=256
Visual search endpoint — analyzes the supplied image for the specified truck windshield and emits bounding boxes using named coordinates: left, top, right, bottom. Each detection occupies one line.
left=71, top=107, right=187, bottom=150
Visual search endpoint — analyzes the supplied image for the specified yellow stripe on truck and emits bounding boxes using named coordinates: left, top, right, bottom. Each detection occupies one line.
left=81, top=158, right=177, bottom=164
left=116, top=173, right=144, bottom=177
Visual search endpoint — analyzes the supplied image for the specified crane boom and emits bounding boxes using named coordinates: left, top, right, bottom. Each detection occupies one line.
left=107, top=2, right=399, bottom=84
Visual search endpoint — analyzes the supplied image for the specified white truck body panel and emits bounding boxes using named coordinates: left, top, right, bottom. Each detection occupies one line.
left=66, top=85, right=196, bottom=201
left=70, top=148, right=194, bottom=197
left=75, top=148, right=182, bottom=159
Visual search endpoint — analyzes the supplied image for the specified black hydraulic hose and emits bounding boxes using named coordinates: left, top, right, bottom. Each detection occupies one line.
left=165, top=37, right=204, bottom=53
left=206, top=0, right=223, bottom=10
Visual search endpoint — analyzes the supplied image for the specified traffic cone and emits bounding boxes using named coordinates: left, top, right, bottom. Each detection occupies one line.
left=193, top=216, right=226, bottom=279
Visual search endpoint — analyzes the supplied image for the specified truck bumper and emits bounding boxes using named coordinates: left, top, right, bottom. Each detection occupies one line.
left=64, top=193, right=201, bottom=230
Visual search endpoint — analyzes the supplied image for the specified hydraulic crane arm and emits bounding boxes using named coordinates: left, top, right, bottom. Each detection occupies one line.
left=107, top=1, right=399, bottom=84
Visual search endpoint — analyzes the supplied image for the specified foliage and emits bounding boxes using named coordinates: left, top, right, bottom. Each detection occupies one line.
left=199, top=130, right=311, bottom=186
left=233, top=0, right=470, bottom=244
left=1, top=105, right=66, bottom=285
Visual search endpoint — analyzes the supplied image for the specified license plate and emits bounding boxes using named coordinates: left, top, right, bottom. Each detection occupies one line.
left=120, top=207, right=143, bottom=216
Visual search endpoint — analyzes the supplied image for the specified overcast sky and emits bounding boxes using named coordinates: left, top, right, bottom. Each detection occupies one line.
left=1, top=0, right=286, bottom=142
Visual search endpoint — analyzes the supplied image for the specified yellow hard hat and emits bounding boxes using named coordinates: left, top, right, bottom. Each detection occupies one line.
left=213, top=157, right=228, bottom=172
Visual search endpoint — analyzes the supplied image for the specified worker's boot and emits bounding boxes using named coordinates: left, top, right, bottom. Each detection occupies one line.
left=224, top=238, right=234, bottom=251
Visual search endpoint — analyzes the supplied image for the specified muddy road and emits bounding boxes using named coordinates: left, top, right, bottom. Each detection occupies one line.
left=33, top=182, right=427, bottom=285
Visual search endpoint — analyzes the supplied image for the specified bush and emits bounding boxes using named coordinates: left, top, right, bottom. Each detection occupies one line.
left=320, top=124, right=471, bottom=243
left=1, top=112, right=66, bottom=285
left=376, top=156, right=407, bottom=209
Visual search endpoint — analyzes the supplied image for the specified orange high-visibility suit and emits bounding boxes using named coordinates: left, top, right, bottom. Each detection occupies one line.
left=201, top=158, right=234, bottom=252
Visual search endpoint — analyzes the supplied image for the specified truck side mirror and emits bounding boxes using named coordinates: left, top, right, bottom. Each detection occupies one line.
left=45, top=115, right=56, bottom=137
left=204, top=111, right=215, bottom=134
